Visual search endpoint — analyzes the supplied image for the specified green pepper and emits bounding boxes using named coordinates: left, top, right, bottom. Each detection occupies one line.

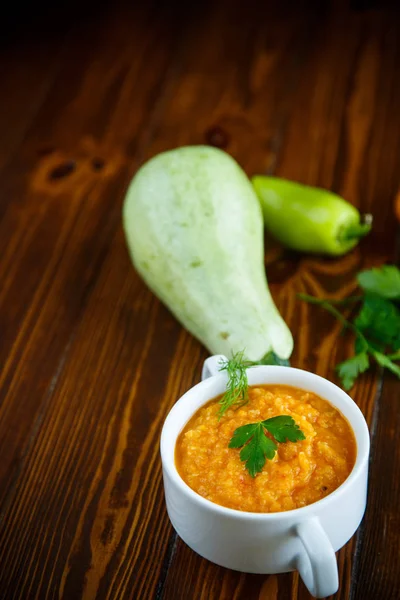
left=252, top=176, right=372, bottom=256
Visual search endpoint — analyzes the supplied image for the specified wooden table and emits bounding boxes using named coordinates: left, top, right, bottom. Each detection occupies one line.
left=1, top=1, right=399, bottom=598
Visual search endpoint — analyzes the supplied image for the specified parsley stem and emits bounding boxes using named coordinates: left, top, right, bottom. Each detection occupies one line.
left=318, top=295, right=363, bottom=305
left=298, top=293, right=368, bottom=342
left=297, top=293, right=362, bottom=306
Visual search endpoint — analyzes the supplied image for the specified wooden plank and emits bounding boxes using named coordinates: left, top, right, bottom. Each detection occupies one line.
left=0, top=0, right=184, bottom=509
left=351, top=376, right=400, bottom=600
left=0, top=29, right=63, bottom=172
left=0, top=1, right=215, bottom=597
left=0, top=224, right=207, bottom=598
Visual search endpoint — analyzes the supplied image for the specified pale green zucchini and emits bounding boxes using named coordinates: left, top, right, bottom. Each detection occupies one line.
left=123, top=146, right=293, bottom=361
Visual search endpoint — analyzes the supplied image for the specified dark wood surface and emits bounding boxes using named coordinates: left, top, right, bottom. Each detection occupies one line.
left=0, top=1, right=399, bottom=598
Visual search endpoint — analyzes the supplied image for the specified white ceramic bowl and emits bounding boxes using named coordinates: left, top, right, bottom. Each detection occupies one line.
left=160, top=355, right=370, bottom=598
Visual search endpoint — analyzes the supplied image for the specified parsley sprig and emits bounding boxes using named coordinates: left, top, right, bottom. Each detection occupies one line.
left=299, top=265, right=400, bottom=390
left=218, top=351, right=289, bottom=418
left=229, top=416, right=305, bottom=477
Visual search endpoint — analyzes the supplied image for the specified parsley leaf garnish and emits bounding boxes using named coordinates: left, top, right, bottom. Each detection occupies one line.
left=229, top=416, right=305, bottom=477
left=357, top=266, right=400, bottom=299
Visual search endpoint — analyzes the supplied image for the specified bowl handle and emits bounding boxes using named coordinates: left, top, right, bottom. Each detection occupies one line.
left=201, top=355, right=228, bottom=381
left=295, top=517, right=339, bottom=598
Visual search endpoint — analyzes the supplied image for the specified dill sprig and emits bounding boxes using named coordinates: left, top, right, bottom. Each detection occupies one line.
left=218, top=351, right=249, bottom=418
left=217, top=350, right=290, bottom=418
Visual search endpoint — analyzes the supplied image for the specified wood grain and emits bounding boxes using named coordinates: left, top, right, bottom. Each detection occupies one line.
left=0, top=0, right=399, bottom=599
left=351, top=376, right=400, bottom=600
left=0, top=0, right=183, bottom=508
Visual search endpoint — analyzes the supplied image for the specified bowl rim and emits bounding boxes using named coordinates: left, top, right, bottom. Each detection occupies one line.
left=160, top=365, right=370, bottom=520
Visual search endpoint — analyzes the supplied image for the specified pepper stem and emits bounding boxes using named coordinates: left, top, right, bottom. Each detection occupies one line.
left=338, top=214, right=373, bottom=242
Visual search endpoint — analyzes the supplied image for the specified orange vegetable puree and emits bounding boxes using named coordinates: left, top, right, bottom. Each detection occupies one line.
left=175, top=385, right=356, bottom=513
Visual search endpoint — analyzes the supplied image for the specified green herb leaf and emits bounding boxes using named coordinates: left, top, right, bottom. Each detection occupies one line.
left=355, top=335, right=384, bottom=354
left=355, top=294, right=400, bottom=351
left=336, top=352, right=370, bottom=390
left=371, top=351, right=400, bottom=378
left=357, top=266, right=400, bottom=299
left=239, top=424, right=277, bottom=477
left=256, top=351, right=290, bottom=367
left=354, top=335, right=370, bottom=354
left=229, top=416, right=305, bottom=477
left=262, top=415, right=306, bottom=443
left=299, top=280, right=400, bottom=389
left=229, top=422, right=260, bottom=448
